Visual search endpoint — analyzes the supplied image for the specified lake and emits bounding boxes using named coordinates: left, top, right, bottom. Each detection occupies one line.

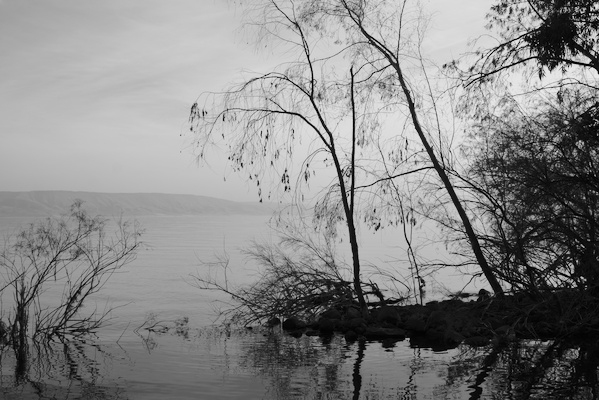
left=0, top=214, right=596, bottom=399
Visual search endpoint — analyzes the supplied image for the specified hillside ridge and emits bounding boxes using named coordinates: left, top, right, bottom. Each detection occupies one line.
left=0, top=191, right=277, bottom=217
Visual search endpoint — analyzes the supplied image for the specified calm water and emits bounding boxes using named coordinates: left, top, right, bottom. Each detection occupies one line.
left=0, top=215, right=597, bottom=399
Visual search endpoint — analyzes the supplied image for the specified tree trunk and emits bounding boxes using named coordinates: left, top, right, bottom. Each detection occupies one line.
left=392, top=63, right=504, bottom=296
left=329, top=149, right=369, bottom=314
left=345, top=4, right=504, bottom=295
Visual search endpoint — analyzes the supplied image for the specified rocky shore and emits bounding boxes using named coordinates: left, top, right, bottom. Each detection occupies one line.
left=275, top=289, right=599, bottom=350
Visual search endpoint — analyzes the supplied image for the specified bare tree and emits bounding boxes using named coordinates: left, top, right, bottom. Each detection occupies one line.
left=190, top=217, right=407, bottom=325
left=0, top=200, right=143, bottom=352
left=296, top=0, right=505, bottom=294
left=189, top=0, right=506, bottom=305
left=188, top=1, right=407, bottom=314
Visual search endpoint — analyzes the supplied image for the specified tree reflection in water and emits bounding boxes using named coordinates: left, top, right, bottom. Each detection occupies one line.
left=236, top=331, right=347, bottom=398
left=235, top=330, right=430, bottom=399
left=446, top=339, right=599, bottom=400
left=1, top=328, right=598, bottom=399
left=0, top=339, right=126, bottom=399
left=351, top=339, right=365, bottom=400
left=236, top=329, right=599, bottom=399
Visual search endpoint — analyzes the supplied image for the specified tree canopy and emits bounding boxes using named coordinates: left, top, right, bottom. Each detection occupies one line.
left=464, top=88, right=599, bottom=291
left=467, top=0, right=599, bottom=83
left=453, top=0, right=599, bottom=293
left=189, top=0, right=514, bottom=303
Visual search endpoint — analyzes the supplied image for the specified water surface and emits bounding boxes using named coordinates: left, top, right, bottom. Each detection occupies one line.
left=0, top=215, right=596, bottom=399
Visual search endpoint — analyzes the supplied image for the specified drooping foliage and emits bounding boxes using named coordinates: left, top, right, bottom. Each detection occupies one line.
left=189, top=0, right=410, bottom=313
left=189, top=0, right=507, bottom=300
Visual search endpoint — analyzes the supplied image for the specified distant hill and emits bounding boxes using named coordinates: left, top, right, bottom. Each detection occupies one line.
left=0, top=191, right=278, bottom=217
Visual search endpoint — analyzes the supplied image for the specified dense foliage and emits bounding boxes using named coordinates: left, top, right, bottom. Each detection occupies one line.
left=456, top=0, right=599, bottom=294
left=468, top=0, right=599, bottom=82
left=466, top=89, right=599, bottom=292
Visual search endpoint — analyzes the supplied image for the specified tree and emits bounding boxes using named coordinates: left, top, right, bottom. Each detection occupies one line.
left=0, top=201, right=142, bottom=354
left=189, top=1, right=385, bottom=315
left=305, top=0, right=504, bottom=294
left=465, top=0, right=599, bottom=84
left=190, top=221, right=404, bottom=325
left=463, top=88, right=599, bottom=292
left=189, top=0, right=506, bottom=303
left=446, top=0, right=599, bottom=294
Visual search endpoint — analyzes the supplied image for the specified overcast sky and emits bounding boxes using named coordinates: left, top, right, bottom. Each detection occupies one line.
left=0, top=0, right=492, bottom=202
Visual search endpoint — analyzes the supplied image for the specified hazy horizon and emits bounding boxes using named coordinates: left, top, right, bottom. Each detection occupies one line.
left=0, top=190, right=278, bottom=217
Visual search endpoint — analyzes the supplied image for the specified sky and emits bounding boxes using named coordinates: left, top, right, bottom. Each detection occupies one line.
left=0, top=0, right=492, bottom=202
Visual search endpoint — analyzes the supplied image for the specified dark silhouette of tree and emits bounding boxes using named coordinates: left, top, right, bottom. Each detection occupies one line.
left=465, top=0, right=599, bottom=84
left=0, top=200, right=142, bottom=373
left=448, top=0, right=599, bottom=293
left=189, top=0, right=506, bottom=301
left=188, top=1, right=388, bottom=314
left=464, top=88, right=599, bottom=291
left=325, top=0, right=505, bottom=294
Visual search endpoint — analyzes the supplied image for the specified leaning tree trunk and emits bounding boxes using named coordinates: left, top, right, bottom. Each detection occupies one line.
left=391, top=63, right=504, bottom=296
left=345, top=7, right=504, bottom=295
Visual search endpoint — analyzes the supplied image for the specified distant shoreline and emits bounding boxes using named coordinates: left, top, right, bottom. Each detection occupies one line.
left=0, top=191, right=278, bottom=217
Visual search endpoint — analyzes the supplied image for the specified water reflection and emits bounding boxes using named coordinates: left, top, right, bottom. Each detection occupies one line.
left=233, top=329, right=441, bottom=399
left=236, top=331, right=349, bottom=398
left=463, top=339, right=599, bottom=400
left=233, top=328, right=599, bottom=400
left=352, top=339, right=365, bottom=400
left=0, top=339, right=126, bottom=399
left=1, top=327, right=598, bottom=399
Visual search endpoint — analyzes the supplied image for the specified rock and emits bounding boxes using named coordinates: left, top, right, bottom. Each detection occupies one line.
left=425, top=310, right=449, bottom=331
left=344, top=307, right=362, bottom=320
left=318, top=318, right=337, bottom=334
left=265, top=317, right=281, bottom=327
left=374, top=306, right=401, bottom=326
left=344, top=330, right=359, bottom=342
left=336, top=319, right=350, bottom=332
left=321, top=308, right=342, bottom=320
left=464, top=335, right=491, bottom=347
left=422, top=322, right=464, bottom=350
left=425, top=300, right=440, bottom=310
left=424, top=327, right=445, bottom=343
left=282, top=316, right=306, bottom=331
left=347, top=317, right=367, bottom=329
left=411, top=327, right=462, bottom=351
left=363, top=327, right=406, bottom=340
left=404, top=314, right=427, bottom=334
left=445, top=329, right=465, bottom=346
